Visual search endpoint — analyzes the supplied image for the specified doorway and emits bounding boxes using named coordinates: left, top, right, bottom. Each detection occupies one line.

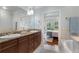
left=44, top=10, right=60, bottom=46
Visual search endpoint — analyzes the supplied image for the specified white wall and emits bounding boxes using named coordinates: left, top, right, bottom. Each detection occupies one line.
left=60, top=6, right=79, bottom=40
left=32, top=10, right=45, bottom=43
left=0, top=7, right=29, bottom=33
left=0, top=9, right=14, bottom=33
left=13, top=9, right=33, bottom=31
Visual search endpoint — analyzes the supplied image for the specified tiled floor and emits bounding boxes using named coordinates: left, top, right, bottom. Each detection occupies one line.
left=34, top=44, right=59, bottom=53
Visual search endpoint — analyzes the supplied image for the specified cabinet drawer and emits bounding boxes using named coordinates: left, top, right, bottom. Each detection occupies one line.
left=0, top=39, right=17, bottom=50
left=1, top=44, right=17, bottom=53
left=18, top=36, right=28, bottom=43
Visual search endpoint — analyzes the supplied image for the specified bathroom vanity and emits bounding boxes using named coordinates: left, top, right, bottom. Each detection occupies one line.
left=0, top=31, right=41, bottom=53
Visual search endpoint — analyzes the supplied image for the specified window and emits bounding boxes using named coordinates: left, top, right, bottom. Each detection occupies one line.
left=47, top=17, right=58, bottom=30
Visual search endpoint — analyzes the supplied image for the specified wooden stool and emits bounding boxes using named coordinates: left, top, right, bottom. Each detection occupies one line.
left=47, top=38, right=54, bottom=45
left=53, top=37, right=58, bottom=45
left=47, top=37, right=58, bottom=45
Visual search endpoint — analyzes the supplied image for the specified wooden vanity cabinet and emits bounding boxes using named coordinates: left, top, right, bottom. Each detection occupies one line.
left=28, top=34, right=35, bottom=53
left=28, top=32, right=41, bottom=53
left=0, top=44, right=1, bottom=52
left=36, top=32, right=41, bottom=46
left=0, top=31, right=41, bottom=53
left=18, top=36, right=29, bottom=53
left=34, top=32, right=41, bottom=48
left=0, top=39, right=18, bottom=53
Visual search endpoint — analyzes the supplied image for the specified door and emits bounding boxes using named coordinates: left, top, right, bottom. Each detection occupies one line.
left=18, top=36, right=28, bottom=53
left=0, top=39, right=18, bottom=53
left=28, top=34, right=34, bottom=53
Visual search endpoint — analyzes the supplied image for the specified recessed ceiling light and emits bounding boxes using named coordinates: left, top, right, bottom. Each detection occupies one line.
left=2, top=6, right=7, bottom=9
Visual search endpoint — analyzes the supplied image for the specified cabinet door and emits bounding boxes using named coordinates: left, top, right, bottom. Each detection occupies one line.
left=28, top=35, right=34, bottom=53
left=0, top=39, right=18, bottom=53
left=18, top=36, right=28, bottom=53
left=1, top=44, right=17, bottom=53
left=33, top=34, right=38, bottom=49
left=34, top=32, right=41, bottom=48
left=38, top=32, right=41, bottom=45
left=28, top=32, right=41, bottom=53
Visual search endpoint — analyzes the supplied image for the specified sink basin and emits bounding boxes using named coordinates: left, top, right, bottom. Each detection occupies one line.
left=20, top=30, right=38, bottom=34
left=0, top=34, right=21, bottom=39
left=30, top=30, right=38, bottom=33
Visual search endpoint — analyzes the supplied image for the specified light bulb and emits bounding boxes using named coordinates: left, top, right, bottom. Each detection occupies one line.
left=27, top=8, right=34, bottom=15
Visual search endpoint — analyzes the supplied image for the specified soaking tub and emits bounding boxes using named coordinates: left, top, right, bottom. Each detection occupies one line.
left=59, top=40, right=73, bottom=53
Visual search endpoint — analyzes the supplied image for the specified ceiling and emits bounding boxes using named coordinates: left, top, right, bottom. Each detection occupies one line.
left=0, top=6, right=26, bottom=12
left=0, top=6, right=64, bottom=13
left=19, top=6, right=64, bottom=11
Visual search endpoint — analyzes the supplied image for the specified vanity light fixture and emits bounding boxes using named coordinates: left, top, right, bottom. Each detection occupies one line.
left=27, top=8, right=34, bottom=15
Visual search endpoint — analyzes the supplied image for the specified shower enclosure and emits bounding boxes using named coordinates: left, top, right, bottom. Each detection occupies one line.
left=69, top=17, right=79, bottom=53
left=69, top=17, right=79, bottom=36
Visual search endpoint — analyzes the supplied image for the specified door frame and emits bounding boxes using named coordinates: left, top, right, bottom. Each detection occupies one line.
left=43, top=9, right=61, bottom=45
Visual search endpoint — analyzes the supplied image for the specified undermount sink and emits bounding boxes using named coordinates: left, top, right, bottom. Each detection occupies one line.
left=29, top=30, right=38, bottom=33
left=0, top=34, right=21, bottom=39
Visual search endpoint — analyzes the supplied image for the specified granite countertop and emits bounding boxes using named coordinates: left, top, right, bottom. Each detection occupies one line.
left=0, top=30, right=40, bottom=43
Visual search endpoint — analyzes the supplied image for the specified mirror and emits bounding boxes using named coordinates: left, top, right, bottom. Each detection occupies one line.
left=69, top=17, right=79, bottom=36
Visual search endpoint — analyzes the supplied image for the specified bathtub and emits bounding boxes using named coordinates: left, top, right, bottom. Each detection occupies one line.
left=59, top=40, right=73, bottom=53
